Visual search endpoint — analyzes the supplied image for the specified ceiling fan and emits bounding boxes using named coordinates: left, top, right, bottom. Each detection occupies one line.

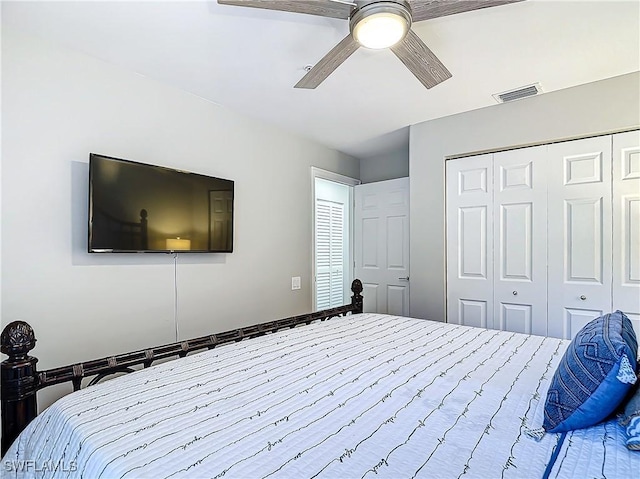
left=217, top=0, right=524, bottom=90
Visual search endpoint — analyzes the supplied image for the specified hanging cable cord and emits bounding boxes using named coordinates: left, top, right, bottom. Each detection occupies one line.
left=173, top=252, right=179, bottom=342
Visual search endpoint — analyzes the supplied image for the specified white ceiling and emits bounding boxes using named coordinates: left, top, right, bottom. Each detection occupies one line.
left=3, top=0, right=639, bottom=159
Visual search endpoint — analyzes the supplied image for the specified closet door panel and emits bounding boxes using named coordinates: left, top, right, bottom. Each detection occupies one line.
left=613, top=130, right=640, bottom=339
left=548, top=136, right=612, bottom=339
left=564, top=307, right=606, bottom=338
left=493, top=146, right=548, bottom=336
left=446, top=155, right=494, bottom=328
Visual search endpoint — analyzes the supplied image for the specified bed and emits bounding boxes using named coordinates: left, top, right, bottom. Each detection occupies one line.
left=1, top=281, right=638, bottom=478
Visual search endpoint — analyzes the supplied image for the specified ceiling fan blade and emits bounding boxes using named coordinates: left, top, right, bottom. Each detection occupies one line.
left=391, top=29, right=452, bottom=89
left=295, top=35, right=359, bottom=89
left=217, top=0, right=354, bottom=20
left=409, top=0, right=525, bottom=22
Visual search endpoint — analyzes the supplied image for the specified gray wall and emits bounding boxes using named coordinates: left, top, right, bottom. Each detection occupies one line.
left=410, top=72, right=640, bottom=321
left=360, top=145, right=409, bottom=184
left=1, top=29, right=359, bottom=407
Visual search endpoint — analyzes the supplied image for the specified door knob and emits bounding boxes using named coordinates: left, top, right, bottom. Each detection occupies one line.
left=512, top=291, right=518, bottom=296
left=398, top=276, right=410, bottom=281
left=580, top=295, right=587, bottom=300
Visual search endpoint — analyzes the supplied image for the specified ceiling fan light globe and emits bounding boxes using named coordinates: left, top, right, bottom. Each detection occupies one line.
left=353, top=12, right=409, bottom=49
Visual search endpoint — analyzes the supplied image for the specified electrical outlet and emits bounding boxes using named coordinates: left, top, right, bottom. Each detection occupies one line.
left=291, top=276, right=301, bottom=290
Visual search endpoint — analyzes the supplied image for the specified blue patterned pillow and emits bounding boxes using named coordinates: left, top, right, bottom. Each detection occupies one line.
left=543, top=311, right=638, bottom=433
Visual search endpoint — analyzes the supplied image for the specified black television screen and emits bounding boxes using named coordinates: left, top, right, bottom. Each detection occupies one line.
left=89, top=154, right=234, bottom=253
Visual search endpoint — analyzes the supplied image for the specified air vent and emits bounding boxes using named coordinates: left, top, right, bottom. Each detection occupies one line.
left=493, top=83, right=543, bottom=103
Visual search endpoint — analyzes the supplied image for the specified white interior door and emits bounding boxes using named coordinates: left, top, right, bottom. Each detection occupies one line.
left=446, top=155, right=494, bottom=328
left=493, top=146, right=548, bottom=336
left=547, top=135, right=612, bottom=339
left=613, top=130, right=640, bottom=338
left=355, top=178, right=410, bottom=316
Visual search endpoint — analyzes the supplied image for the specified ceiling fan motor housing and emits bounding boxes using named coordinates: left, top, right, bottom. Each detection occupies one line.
left=350, top=1, right=413, bottom=49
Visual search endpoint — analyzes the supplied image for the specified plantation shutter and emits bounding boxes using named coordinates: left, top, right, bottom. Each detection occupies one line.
left=315, top=199, right=345, bottom=310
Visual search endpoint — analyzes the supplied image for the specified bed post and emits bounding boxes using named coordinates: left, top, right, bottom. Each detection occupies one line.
left=351, top=279, right=363, bottom=314
left=1, top=321, right=39, bottom=456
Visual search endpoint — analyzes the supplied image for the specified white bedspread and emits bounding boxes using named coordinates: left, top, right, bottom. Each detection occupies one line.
left=3, top=313, right=639, bottom=478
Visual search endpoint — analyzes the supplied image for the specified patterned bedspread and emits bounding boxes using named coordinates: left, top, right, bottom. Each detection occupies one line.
left=3, top=313, right=639, bottom=478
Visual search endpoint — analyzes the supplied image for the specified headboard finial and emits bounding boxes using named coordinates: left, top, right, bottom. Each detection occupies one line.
left=1, top=321, right=36, bottom=360
left=350, top=279, right=363, bottom=314
left=1, top=321, right=39, bottom=455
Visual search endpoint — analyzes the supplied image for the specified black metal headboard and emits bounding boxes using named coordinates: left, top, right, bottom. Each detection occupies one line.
left=0, top=279, right=363, bottom=455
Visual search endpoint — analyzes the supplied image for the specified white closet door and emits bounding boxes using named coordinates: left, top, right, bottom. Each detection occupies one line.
left=547, top=136, right=612, bottom=339
left=613, top=130, right=640, bottom=338
left=446, top=155, right=494, bottom=329
left=493, top=146, right=548, bottom=336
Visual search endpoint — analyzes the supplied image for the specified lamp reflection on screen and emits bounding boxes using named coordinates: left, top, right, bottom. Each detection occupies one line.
left=166, top=237, right=191, bottom=251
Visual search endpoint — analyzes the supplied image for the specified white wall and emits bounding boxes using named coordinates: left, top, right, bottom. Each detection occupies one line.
left=1, top=29, right=359, bottom=406
left=360, top=146, right=409, bottom=184
left=410, top=72, right=640, bottom=321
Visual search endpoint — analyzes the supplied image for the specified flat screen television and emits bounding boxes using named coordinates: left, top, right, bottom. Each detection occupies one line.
left=89, top=154, right=234, bottom=253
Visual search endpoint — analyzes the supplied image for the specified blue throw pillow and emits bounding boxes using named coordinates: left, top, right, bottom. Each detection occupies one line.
left=543, top=310, right=638, bottom=433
